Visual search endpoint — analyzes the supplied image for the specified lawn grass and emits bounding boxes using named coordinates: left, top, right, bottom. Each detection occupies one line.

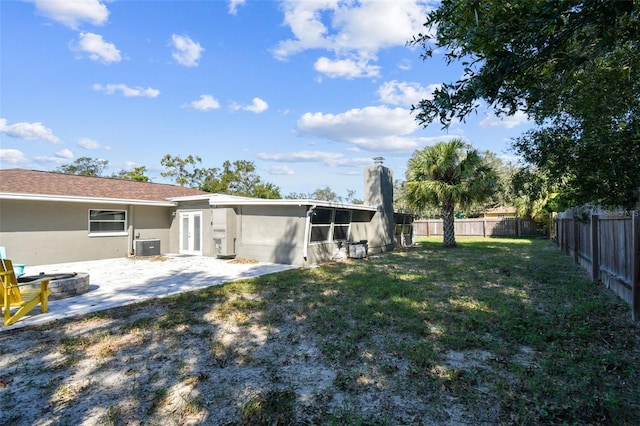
left=1, top=237, right=639, bottom=425
left=249, top=237, right=640, bottom=424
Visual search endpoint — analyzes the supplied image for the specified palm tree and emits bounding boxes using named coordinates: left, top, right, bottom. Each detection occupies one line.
left=405, top=139, right=497, bottom=247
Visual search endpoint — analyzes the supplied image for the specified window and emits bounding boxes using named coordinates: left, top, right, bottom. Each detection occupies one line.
left=394, top=214, right=404, bottom=236
left=89, top=209, right=126, bottom=234
left=333, top=209, right=351, bottom=241
left=310, top=208, right=332, bottom=242
left=310, top=208, right=352, bottom=243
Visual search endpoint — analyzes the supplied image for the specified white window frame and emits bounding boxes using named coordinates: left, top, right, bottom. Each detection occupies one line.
left=88, top=209, right=127, bottom=237
left=332, top=209, right=351, bottom=242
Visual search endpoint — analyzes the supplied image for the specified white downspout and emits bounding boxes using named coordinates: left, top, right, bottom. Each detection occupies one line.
left=303, top=205, right=316, bottom=261
left=128, top=205, right=134, bottom=256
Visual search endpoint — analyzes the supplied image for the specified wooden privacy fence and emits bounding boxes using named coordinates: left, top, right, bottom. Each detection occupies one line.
left=556, top=210, right=640, bottom=321
left=414, top=217, right=546, bottom=238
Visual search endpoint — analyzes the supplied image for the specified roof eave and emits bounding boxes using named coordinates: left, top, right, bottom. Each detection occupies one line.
left=206, top=197, right=378, bottom=211
left=0, top=192, right=176, bottom=206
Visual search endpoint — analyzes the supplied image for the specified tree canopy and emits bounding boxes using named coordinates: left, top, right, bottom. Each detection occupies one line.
left=405, top=139, right=497, bottom=247
left=55, top=157, right=109, bottom=177
left=410, top=0, right=640, bottom=208
left=113, top=166, right=150, bottom=182
left=160, top=154, right=202, bottom=187
left=160, top=155, right=281, bottom=199
left=198, top=160, right=281, bottom=199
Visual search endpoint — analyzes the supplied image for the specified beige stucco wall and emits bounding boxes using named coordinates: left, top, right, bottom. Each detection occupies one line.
left=0, top=199, right=172, bottom=266
left=348, top=210, right=376, bottom=246
left=234, top=205, right=307, bottom=265
left=129, top=204, right=173, bottom=256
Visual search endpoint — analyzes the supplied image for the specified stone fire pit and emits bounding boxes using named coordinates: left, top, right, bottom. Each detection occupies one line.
left=18, top=272, right=90, bottom=300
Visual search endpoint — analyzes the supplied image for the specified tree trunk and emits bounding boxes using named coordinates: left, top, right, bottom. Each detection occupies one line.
left=442, top=202, right=456, bottom=248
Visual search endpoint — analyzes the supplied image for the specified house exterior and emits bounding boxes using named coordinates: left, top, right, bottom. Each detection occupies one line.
left=483, top=206, right=517, bottom=218
left=0, top=169, right=209, bottom=265
left=0, top=166, right=412, bottom=267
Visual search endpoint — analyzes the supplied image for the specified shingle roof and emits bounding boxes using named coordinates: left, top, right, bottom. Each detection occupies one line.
left=0, top=169, right=209, bottom=202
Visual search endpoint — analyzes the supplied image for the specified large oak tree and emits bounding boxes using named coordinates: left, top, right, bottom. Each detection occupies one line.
left=410, top=0, right=640, bottom=208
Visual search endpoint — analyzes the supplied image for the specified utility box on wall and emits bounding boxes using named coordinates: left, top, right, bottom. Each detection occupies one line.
left=212, top=208, right=237, bottom=258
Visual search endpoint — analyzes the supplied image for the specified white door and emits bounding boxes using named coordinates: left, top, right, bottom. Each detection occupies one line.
left=179, top=212, right=202, bottom=255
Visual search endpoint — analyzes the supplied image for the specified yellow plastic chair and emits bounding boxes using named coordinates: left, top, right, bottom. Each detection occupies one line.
left=1, top=259, right=51, bottom=326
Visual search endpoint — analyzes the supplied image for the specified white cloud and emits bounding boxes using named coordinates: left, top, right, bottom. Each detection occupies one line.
left=0, top=149, right=27, bottom=165
left=93, top=83, right=160, bottom=98
left=298, top=106, right=417, bottom=141
left=245, top=98, right=268, bottom=113
left=230, top=97, right=269, bottom=113
left=171, top=34, right=204, bottom=67
left=377, top=80, right=440, bottom=107
left=257, top=151, right=373, bottom=167
left=77, top=137, right=110, bottom=149
left=185, top=95, right=221, bottom=111
left=273, top=1, right=433, bottom=78
left=295, top=106, right=460, bottom=153
left=264, top=165, right=294, bottom=175
left=34, top=149, right=78, bottom=166
left=73, top=32, right=121, bottom=63
left=33, top=0, right=109, bottom=29
left=480, top=111, right=530, bottom=129
left=0, top=118, right=61, bottom=143
left=56, top=148, right=74, bottom=159
left=258, top=151, right=343, bottom=163
left=33, top=155, right=71, bottom=166
left=228, top=0, right=246, bottom=15
left=119, top=161, right=141, bottom=171
left=397, top=59, right=412, bottom=71
left=314, top=56, right=380, bottom=79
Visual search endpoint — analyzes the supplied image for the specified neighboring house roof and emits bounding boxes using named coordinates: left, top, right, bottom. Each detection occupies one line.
left=0, top=169, right=209, bottom=205
left=484, top=206, right=517, bottom=215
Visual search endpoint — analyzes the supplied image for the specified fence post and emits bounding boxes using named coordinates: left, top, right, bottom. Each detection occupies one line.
left=482, top=218, right=486, bottom=238
left=591, top=214, right=599, bottom=282
left=632, top=211, right=639, bottom=321
left=573, top=219, right=579, bottom=264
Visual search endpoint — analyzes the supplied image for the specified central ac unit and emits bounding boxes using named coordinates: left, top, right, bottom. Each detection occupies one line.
left=135, top=239, right=161, bottom=257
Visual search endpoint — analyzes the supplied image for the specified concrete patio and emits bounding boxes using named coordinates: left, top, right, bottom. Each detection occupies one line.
left=1, top=255, right=297, bottom=332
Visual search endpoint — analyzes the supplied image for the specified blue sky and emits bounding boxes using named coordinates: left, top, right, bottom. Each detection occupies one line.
left=0, top=0, right=531, bottom=199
